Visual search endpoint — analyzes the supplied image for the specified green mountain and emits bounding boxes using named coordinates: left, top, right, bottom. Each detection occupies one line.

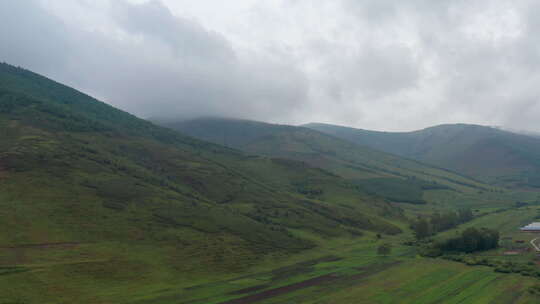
left=3, top=64, right=540, bottom=304
left=159, top=118, right=496, bottom=206
left=305, top=123, right=540, bottom=188
left=0, top=63, right=407, bottom=302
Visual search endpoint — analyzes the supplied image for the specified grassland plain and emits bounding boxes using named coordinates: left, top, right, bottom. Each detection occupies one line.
left=2, top=62, right=540, bottom=304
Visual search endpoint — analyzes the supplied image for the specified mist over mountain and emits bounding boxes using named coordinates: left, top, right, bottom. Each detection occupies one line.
left=5, top=1, right=540, bottom=303
left=4, top=1, right=540, bottom=131
left=0, top=62, right=410, bottom=301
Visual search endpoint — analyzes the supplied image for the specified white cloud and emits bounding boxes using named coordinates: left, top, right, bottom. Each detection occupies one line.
left=1, top=0, right=540, bottom=131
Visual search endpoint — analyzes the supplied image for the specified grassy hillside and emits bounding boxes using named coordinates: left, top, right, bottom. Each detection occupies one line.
left=305, top=122, right=540, bottom=188
left=0, top=63, right=411, bottom=302
left=160, top=118, right=497, bottom=204
left=81, top=202, right=540, bottom=304
left=3, top=63, right=540, bottom=304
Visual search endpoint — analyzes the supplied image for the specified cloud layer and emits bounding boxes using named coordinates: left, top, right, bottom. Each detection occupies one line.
left=2, top=0, right=540, bottom=131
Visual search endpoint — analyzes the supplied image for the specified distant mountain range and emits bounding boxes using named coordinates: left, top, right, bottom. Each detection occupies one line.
left=305, top=123, right=540, bottom=188
left=159, top=117, right=540, bottom=189
left=1, top=61, right=538, bottom=303
left=159, top=117, right=496, bottom=204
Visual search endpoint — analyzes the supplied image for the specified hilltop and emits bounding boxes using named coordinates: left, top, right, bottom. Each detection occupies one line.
left=2, top=63, right=540, bottom=303
left=305, top=122, right=540, bottom=188
left=0, top=63, right=405, bottom=302
left=159, top=117, right=497, bottom=206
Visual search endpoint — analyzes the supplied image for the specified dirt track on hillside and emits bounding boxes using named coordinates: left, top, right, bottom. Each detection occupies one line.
left=221, top=260, right=402, bottom=304
left=220, top=273, right=339, bottom=304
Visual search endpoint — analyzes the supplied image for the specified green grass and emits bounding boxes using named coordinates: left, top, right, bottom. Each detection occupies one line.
left=1, top=197, right=540, bottom=304
left=306, top=122, right=540, bottom=189
left=160, top=118, right=496, bottom=195
left=0, top=62, right=407, bottom=303
left=2, top=62, right=540, bottom=303
left=353, top=177, right=448, bottom=204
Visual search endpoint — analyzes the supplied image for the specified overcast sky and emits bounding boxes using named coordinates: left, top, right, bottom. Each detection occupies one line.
left=2, top=0, right=540, bottom=131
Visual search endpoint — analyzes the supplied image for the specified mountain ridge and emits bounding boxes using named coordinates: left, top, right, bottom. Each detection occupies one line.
left=2, top=63, right=539, bottom=303
left=304, top=122, right=540, bottom=188
left=159, top=117, right=497, bottom=200
left=0, top=62, right=405, bottom=257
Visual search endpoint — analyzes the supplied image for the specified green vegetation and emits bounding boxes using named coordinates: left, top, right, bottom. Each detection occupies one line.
left=353, top=177, right=449, bottom=204
left=2, top=62, right=540, bottom=303
left=160, top=118, right=498, bottom=206
left=377, top=243, right=392, bottom=256
left=431, top=227, right=500, bottom=254
left=305, top=122, right=540, bottom=189
left=411, top=209, right=474, bottom=239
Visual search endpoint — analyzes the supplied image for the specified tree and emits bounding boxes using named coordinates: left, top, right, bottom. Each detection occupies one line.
left=462, top=227, right=481, bottom=252
left=439, top=227, right=499, bottom=253
left=377, top=243, right=392, bottom=256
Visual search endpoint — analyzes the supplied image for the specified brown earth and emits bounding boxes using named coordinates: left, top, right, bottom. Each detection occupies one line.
left=228, top=284, right=270, bottom=296
left=220, top=273, right=340, bottom=304
left=221, top=261, right=401, bottom=304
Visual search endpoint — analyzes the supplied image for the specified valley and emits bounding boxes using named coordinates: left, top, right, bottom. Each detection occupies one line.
left=2, top=63, right=540, bottom=303
left=4, top=1, right=540, bottom=303
left=2, top=198, right=540, bottom=303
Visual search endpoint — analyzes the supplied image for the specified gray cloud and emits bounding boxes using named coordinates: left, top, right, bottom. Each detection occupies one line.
left=0, top=0, right=71, bottom=76
left=1, top=0, right=540, bottom=131
left=111, top=0, right=235, bottom=62
left=0, top=0, right=308, bottom=123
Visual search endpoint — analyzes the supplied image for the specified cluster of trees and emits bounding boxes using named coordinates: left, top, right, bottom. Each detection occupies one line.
left=411, top=209, right=473, bottom=240
left=444, top=255, right=539, bottom=278
left=439, top=227, right=499, bottom=253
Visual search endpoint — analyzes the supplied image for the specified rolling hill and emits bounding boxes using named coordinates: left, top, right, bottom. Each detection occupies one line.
left=159, top=117, right=497, bottom=206
left=3, top=63, right=540, bottom=304
left=0, top=63, right=407, bottom=302
left=305, top=123, right=540, bottom=188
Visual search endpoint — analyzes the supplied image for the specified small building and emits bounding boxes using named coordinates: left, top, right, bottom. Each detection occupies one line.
left=520, top=222, right=540, bottom=232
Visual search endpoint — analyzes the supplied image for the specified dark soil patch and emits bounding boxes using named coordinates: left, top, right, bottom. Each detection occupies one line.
left=221, top=260, right=402, bottom=304
left=228, top=284, right=269, bottom=295
left=181, top=255, right=342, bottom=302
left=503, top=247, right=530, bottom=255
left=270, top=255, right=341, bottom=281
left=220, top=273, right=339, bottom=304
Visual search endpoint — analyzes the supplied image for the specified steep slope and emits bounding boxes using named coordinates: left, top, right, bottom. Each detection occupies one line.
left=160, top=118, right=496, bottom=203
left=0, top=63, right=406, bottom=243
left=0, top=63, right=407, bottom=302
left=305, top=123, right=540, bottom=188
